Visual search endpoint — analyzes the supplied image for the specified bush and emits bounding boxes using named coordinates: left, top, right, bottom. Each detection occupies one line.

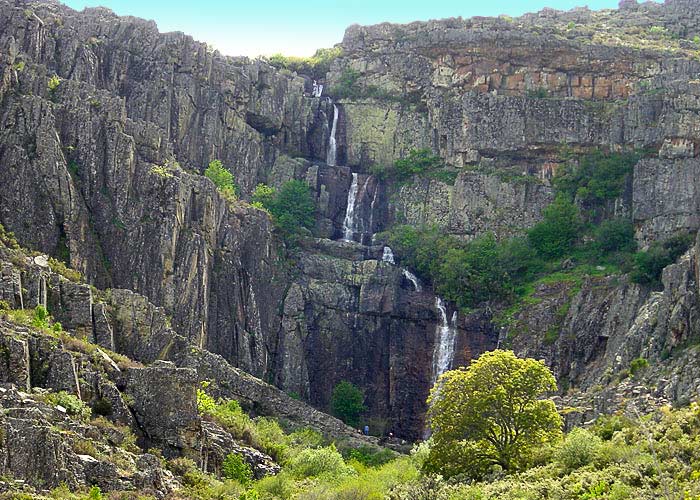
left=553, top=150, right=640, bottom=208
left=46, top=391, right=92, bottom=421
left=595, top=218, right=637, bottom=253
left=592, top=414, right=633, bottom=441
left=631, top=232, right=694, bottom=285
left=253, top=180, right=317, bottom=244
left=251, top=183, right=275, bottom=210
left=48, top=74, right=61, bottom=93
left=205, top=160, right=239, bottom=202
left=288, top=444, right=355, bottom=479
left=554, top=428, right=602, bottom=472
left=372, top=149, right=444, bottom=182
left=266, top=47, right=342, bottom=80
left=221, top=452, right=252, bottom=484
left=346, top=446, right=397, bottom=467
left=32, top=305, right=50, bottom=329
left=528, top=194, right=582, bottom=258
left=330, top=381, right=366, bottom=428
left=197, top=391, right=288, bottom=460
left=629, top=357, right=649, bottom=376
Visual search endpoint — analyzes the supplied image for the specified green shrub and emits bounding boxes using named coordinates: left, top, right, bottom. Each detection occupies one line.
left=266, top=47, right=342, bottom=80
left=251, top=183, right=275, bottom=210
left=288, top=444, right=355, bottom=479
left=346, top=446, right=397, bottom=467
left=87, top=486, right=102, bottom=500
left=48, top=74, right=61, bottom=93
left=197, top=391, right=288, bottom=460
left=592, top=414, right=633, bottom=441
left=253, top=180, right=317, bottom=244
left=221, top=452, right=252, bottom=484
left=330, top=381, right=366, bottom=428
left=631, top=232, right=694, bottom=285
left=32, top=305, right=50, bottom=329
left=595, top=218, right=637, bottom=253
left=629, top=357, right=649, bottom=376
left=528, top=194, right=582, bottom=259
left=553, top=150, right=639, bottom=209
left=48, top=256, right=83, bottom=282
left=46, top=391, right=92, bottom=421
left=372, top=148, right=445, bottom=182
left=205, top=160, right=239, bottom=202
left=554, top=428, right=602, bottom=472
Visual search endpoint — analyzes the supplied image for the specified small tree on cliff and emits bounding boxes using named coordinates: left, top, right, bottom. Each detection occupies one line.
left=205, top=160, right=239, bottom=202
left=330, top=381, right=366, bottom=428
left=425, top=350, right=562, bottom=479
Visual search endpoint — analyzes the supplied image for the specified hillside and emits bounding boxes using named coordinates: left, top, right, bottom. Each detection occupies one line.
left=1, top=0, right=700, bottom=497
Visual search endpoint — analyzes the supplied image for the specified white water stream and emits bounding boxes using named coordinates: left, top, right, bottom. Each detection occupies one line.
left=431, top=297, right=458, bottom=385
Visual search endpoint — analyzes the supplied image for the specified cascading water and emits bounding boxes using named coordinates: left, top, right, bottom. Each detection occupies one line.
left=326, top=102, right=338, bottom=166
left=431, top=297, right=458, bottom=385
left=381, top=245, right=421, bottom=291
left=382, top=246, right=395, bottom=264
left=342, top=173, right=360, bottom=241
left=402, top=270, right=421, bottom=291
left=312, top=80, right=323, bottom=98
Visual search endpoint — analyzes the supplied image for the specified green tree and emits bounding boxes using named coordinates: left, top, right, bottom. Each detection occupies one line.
left=553, top=150, right=639, bottom=208
left=528, top=194, right=582, bottom=258
left=631, top=232, right=694, bottom=285
left=595, top=218, right=637, bottom=253
left=393, top=148, right=443, bottom=180
left=268, top=180, right=316, bottom=237
left=205, top=160, right=238, bottom=201
left=436, top=233, right=510, bottom=308
left=222, top=452, right=253, bottom=484
left=330, top=381, right=366, bottom=428
left=251, top=183, right=276, bottom=210
left=425, top=350, right=562, bottom=479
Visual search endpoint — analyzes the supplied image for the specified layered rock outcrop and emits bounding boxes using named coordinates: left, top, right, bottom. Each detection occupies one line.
left=2, top=0, right=700, bottom=453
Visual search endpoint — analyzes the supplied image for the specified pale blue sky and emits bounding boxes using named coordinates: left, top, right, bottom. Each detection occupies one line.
left=61, top=0, right=648, bottom=57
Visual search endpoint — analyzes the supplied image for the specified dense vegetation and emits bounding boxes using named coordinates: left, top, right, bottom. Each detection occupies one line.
left=251, top=181, right=317, bottom=244
left=426, top=350, right=562, bottom=479
left=371, top=148, right=458, bottom=184
left=330, top=381, right=366, bottom=428
left=5, top=341, right=700, bottom=500
left=385, top=149, right=694, bottom=310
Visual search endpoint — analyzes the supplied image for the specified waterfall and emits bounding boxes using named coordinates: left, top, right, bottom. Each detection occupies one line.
left=402, top=269, right=421, bottom=291
left=382, top=245, right=420, bottom=291
left=382, top=246, right=395, bottom=264
left=326, top=102, right=338, bottom=166
left=312, top=80, right=323, bottom=98
left=342, top=173, right=360, bottom=241
left=431, top=297, right=458, bottom=385
left=368, top=180, right=379, bottom=238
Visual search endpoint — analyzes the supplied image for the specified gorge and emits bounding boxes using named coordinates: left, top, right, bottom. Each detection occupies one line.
left=1, top=0, right=700, bottom=497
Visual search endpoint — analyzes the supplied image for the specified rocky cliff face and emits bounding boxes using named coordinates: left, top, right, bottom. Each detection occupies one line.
left=2, top=0, right=700, bottom=454
left=0, top=234, right=385, bottom=494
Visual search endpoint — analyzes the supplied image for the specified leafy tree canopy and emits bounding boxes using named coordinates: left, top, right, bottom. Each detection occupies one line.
left=425, top=350, right=562, bottom=479
left=330, top=381, right=366, bottom=428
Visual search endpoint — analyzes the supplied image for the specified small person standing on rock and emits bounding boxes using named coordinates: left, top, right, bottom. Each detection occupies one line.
left=363, top=424, right=369, bottom=435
